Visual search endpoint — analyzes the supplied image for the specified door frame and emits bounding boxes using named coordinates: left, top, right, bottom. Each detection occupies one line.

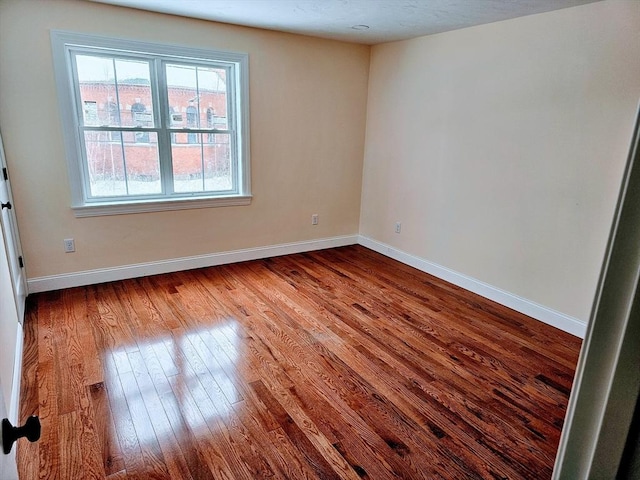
left=553, top=105, right=640, bottom=478
left=0, top=131, right=27, bottom=322
left=0, top=373, right=19, bottom=480
left=0, top=200, right=21, bottom=480
left=0, top=130, right=25, bottom=479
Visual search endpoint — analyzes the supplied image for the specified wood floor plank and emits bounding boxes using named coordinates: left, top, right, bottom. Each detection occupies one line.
left=128, top=350, right=194, bottom=480
left=19, top=245, right=581, bottom=479
left=267, top=427, right=328, bottom=479
left=218, top=265, right=469, bottom=478
left=156, top=386, right=221, bottom=480
left=16, top=299, right=41, bottom=478
left=249, top=380, right=355, bottom=480
left=269, top=251, right=574, bottom=443
left=88, top=381, right=126, bottom=476
left=117, top=367, right=170, bottom=478
left=58, top=411, right=85, bottom=480
left=36, top=360, right=60, bottom=480
left=166, top=364, right=252, bottom=479
left=102, top=352, right=147, bottom=477
left=68, top=362, right=106, bottom=480
left=33, top=294, right=63, bottom=480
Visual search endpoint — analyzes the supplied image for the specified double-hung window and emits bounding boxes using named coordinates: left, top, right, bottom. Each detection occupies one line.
left=51, top=31, right=251, bottom=216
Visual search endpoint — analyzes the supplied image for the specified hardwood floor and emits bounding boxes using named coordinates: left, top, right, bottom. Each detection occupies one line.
left=17, top=245, right=582, bottom=479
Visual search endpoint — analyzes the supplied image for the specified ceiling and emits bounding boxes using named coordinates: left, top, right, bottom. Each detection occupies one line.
left=90, top=0, right=601, bottom=45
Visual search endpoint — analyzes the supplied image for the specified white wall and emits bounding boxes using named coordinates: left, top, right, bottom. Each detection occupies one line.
left=0, top=0, right=369, bottom=280
left=360, top=0, right=640, bottom=323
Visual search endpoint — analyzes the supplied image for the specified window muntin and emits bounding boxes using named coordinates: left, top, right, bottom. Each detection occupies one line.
left=51, top=31, right=250, bottom=216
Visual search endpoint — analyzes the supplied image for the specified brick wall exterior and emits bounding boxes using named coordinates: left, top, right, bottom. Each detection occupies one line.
left=79, top=82, right=231, bottom=184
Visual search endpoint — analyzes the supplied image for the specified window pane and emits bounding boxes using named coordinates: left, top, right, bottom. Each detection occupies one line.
left=198, top=67, right=228, bottom=130
left=166, top=64, right=228, bottom=131
left=123, top=133, right=161, bottom=195
left=76, top=55, right=118, bottom=127
left=166, top=64, right=198, bottom=129
left=171, top=133, right=232, bottom=193
left=115, top=59, right=154, bottom=128
left=85, top=131, right=126, bottom=196
left=204, top=134, right=232, bottom=191
left=85, top=131, right=160, bottom=197
left=172, top=134, right=204, bottom=193
left=75, top=56, right=154, bottom=128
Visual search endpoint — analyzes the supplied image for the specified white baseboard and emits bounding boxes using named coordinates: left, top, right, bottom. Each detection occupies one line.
left=358, top=235, right=587, bottom=338
left=27, top=235, right=359, bottom=293
left=26, top=233, right=586, bottom=338
left=9, top=322, right=23, bottom=424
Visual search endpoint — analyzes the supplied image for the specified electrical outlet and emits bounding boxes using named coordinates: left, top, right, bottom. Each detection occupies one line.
left=312, top=214, right=319, bottom=225
left=63, top=238, right=75, bottom=253
left=395, top=222, right=402, bottom=234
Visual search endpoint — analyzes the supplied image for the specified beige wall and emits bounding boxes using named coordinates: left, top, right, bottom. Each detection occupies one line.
left=360, top=0, right=640, bottom=321
left=0, top=0, right=369, bottom=278
left=1, top=0, right=638, bottom=324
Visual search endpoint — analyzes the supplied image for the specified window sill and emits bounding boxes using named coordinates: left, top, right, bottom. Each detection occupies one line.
left=72, top=195, right=252, bottom=217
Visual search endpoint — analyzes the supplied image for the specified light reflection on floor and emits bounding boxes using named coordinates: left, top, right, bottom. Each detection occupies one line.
left=104, top=320, right=240, bottom=445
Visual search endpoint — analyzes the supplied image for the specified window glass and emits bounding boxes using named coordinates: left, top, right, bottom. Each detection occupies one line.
left=171, top=133, right=232, bottom=194
left=165, top=64, right=228, bottom=132
left=75, top=56, right=154, bottom=129
left=84, top=132, right=160, bottom=197
left=51, top=31, right=250, bottom=215
left=204, top=133, right=232, bottom=191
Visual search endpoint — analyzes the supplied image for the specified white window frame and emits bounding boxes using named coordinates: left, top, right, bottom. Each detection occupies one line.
left=51, top=30, right=251, bottom=217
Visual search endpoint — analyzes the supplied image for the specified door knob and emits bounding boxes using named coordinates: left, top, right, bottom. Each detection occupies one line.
left=1, top=202, right=11, bottom=210
left=2, top=416, right=41, bottom=454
